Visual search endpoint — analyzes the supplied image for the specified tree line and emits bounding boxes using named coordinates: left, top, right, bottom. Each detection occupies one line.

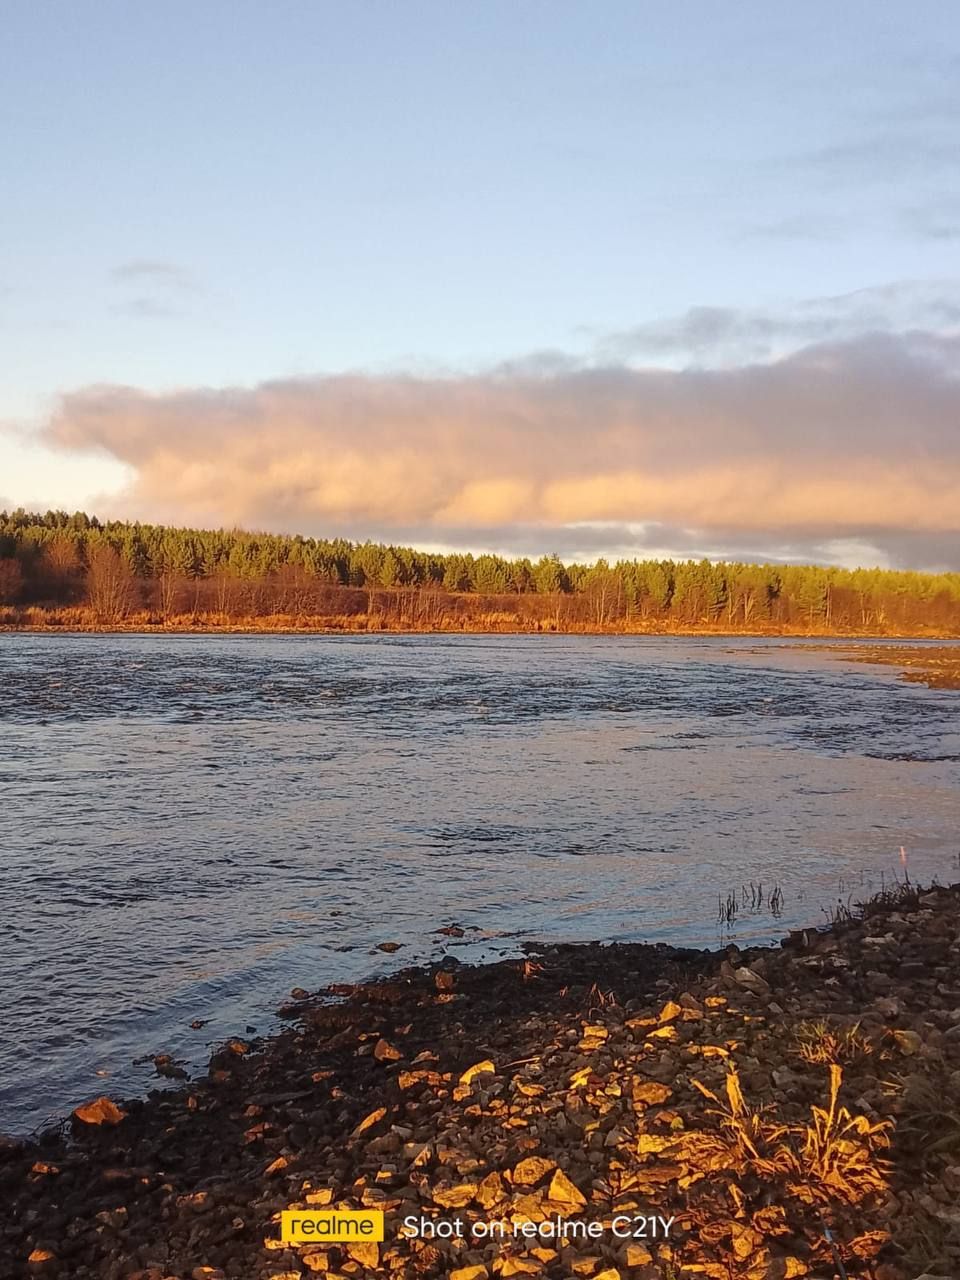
left=1, top=508, right=959, bottom=633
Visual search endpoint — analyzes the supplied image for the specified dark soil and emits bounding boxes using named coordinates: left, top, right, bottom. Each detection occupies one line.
left=3, top=885, right=960, bottom=1280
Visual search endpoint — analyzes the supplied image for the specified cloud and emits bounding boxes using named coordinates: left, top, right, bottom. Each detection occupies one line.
left=109, top=260, right=198, bottom=321
left=596, top=281, right=960, bottom=366
left=799, top=135, right=960, bottom=184
left=387, top=520, right=960, bottom=572
left=736, top=214, right=848, bottom=244
left=786, top=56, right=960, bottom=188
left=111, top=260, right=196, bottom=290
left=901, top=197, right=960, bottom=242
left=113, top=297, right=182, bottom=320
left=40, top=322, right=960, bottom=571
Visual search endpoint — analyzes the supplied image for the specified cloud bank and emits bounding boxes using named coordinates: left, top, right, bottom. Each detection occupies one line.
left=597, top=281, right=960, bottom=365
left=41, top=308, right=960, bottom=570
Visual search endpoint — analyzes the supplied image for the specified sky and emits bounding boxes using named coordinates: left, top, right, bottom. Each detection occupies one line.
left=2, top=1, right=960, bottom=569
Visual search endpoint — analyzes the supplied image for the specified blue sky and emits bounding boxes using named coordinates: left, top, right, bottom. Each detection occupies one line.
left=2, top=2, right=960, bottom=567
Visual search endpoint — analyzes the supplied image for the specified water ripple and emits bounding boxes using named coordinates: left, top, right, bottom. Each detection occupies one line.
left=0, top=633, right=958, bottom=1131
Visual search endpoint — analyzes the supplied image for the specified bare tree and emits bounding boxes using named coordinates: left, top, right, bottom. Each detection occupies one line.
left=86, top=545, right=135, bottom=622
left=43, top=536, right=83, bottom=601
left=157, top=570, right=185, bottom=621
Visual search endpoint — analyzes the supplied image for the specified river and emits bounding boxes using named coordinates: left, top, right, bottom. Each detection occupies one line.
left=1, top=632, right=957, bottom=1131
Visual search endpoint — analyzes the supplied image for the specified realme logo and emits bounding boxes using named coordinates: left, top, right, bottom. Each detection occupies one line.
left=280, top=1209, right=385, bottom=1243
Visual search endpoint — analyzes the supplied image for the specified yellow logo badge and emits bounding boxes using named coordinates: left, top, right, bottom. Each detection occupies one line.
left=280, top=1209, right=385, bottom=1243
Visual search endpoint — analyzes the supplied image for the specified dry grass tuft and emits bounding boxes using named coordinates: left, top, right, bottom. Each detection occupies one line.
left=787, top=1062, right=892, bottom=1205
left=684, top=1063, right=890, bottom=1206
left=640, top=1064, right=894, bottom=1276
left=792, top=1018, right=874, bottom=1066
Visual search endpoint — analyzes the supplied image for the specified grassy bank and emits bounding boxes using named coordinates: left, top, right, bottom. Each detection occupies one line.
left=2, top=604, right=960, bottom=642
left=4, top=883, right=960, bottom=1279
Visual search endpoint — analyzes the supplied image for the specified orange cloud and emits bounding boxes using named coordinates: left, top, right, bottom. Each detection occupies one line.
left=42, top=331, right=960, bottom=566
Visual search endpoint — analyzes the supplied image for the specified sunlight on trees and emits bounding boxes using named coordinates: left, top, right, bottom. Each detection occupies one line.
left=1, top=508, right=958, bottom=632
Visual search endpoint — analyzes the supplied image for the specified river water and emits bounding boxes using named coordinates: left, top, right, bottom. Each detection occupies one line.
left=1, top=633, right=958, bottom=1132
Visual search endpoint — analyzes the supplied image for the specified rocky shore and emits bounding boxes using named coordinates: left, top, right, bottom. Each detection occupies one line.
left=3, top=883, right=960, bottom=1280
left=798, top=650, right=960, bottom=691
left=816, top=645, right=960, bottom=691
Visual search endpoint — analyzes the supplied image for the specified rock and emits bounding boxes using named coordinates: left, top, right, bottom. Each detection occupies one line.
left=891, top=1029, right=923, bottom=1055
left=732, top=966, right=770, bottom=995
left=177, top=1190, right=214, bottom=1213
left=153, top=1054, right=188, bottom=1079
left=377, top=941, right=403, bottom=953
left=73, top=1096, right=125, bottom=1126
left=547, top=1168, right=587, bottom=1209
left=873, top=996, right=903, bottom=1019
left=783, top=926, right=818, bottom=950
left=26, top=1248, right=57, bottom=1271
left=512, top=1156, right=555, bottom=1185
left=94, top=1206, right=128, bottom=1229
left=625, top=1242, right=653, bottom=1266
left=373, top=1038, right=403, bottom=1061
left=460, top=1060, right=496, bottom=1085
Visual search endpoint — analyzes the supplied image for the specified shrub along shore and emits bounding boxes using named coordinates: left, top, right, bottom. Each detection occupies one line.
left=4, top=611, right=960, bottom=644
left=3, top=884, right=960, bottom=1280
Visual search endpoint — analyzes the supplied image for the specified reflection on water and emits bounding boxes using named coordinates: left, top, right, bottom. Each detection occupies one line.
left=0, top=633, right=958, bottom=1130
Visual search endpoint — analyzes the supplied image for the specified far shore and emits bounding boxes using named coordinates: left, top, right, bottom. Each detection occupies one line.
left=4, top=621, right=960, bottom=690
left=3, top=615, right=959, bottom=642
left=4, top=881, right=960, bottom=1279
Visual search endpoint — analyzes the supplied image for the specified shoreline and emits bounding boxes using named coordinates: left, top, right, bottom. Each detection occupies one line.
left=4, top=883, right=959, bottom=1279
left=3, top=621, right=959, bottom=639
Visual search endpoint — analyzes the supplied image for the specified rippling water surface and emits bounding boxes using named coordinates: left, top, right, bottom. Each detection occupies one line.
left=1, top=633, right=958, bottom=1130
